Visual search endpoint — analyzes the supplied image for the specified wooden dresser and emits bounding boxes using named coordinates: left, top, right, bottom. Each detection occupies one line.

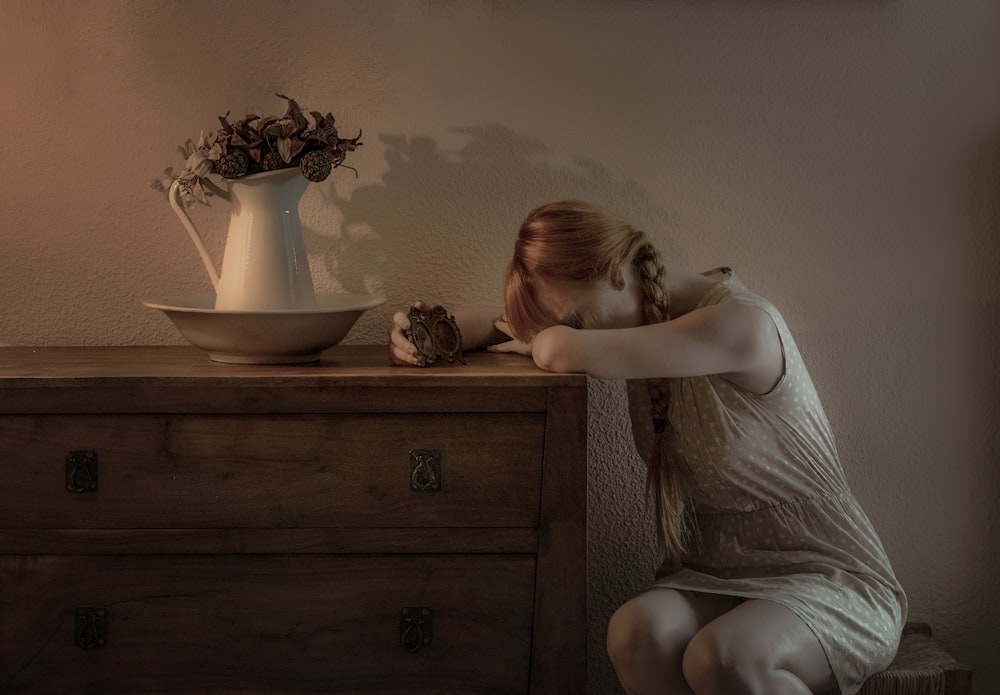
left=0, top=346, right=588, bottom=694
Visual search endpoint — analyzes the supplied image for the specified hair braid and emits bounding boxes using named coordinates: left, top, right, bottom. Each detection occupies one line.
left=632, top=240, right=691, bottom=563
left=632, top=240, right=671, bottom=323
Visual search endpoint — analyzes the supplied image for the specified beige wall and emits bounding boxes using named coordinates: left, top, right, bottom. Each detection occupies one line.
left=2, top=1, right=998, bottom=691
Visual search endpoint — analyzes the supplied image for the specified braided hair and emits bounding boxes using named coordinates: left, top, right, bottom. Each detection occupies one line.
left=633, top=242, right=692, bottom=563
left=504, top=201, right=690, bottom=560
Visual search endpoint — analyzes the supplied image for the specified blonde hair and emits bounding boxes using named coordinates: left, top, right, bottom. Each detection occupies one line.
left=503, top=200, right=690, bottom=560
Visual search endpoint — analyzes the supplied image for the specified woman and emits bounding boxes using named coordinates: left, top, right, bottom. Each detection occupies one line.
left=388, top=200, right=906, bottom=695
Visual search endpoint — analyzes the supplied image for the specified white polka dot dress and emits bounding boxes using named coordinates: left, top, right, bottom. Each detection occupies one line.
left=631, top=268, right=907, bottom=694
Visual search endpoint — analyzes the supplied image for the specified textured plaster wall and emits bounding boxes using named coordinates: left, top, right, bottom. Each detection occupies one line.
left=1, top=1, right=998, bottom=692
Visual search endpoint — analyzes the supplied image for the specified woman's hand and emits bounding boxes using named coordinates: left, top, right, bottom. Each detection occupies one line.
left=388, top=303, right=521, bottom=365
left=388, top=300, right=429, bottom=366
left=486, top=319, right=532, bottom=356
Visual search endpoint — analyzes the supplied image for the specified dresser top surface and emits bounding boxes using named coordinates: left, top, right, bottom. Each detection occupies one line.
left=0, top=345, right=587, bottom=389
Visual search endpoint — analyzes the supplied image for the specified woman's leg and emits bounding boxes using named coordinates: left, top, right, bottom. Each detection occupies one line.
left=682, top=599, right=837, bottom=695
left=606, top=589, right=741, bottom=695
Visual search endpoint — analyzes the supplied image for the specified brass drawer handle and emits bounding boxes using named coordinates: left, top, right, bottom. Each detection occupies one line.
left=75, top=606, right=108, bottom=648
left=409, top=450, right=441, bottom=492
left=399, top=607, right=433, bottom=652
left=66, top=451, right=98, bottom=493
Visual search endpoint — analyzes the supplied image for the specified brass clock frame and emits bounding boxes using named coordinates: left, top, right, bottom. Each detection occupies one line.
left=405, top=305, right=466, bottom=366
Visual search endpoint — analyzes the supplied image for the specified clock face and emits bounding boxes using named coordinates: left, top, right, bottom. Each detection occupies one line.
left=432, top=315, right=460, bottom=355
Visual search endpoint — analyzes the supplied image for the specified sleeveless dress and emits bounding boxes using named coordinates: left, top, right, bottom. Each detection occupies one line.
left=628, top=267, right=907, bottom=695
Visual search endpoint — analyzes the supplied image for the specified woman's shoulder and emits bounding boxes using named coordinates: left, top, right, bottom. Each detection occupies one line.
left=692, top=269, right=790, bottom=394
left=699, top=268, right=782, bottom=318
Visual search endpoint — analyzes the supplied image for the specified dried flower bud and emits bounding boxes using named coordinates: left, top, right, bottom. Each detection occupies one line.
left=216, top=150, right=249, bottom=179
left=261, top=150, right=286, bottom=172
left=299, top=150, right=332, bottom=182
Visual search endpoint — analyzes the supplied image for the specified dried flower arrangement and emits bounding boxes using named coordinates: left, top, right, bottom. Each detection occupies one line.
left=152, top=94, right=362, bottom=205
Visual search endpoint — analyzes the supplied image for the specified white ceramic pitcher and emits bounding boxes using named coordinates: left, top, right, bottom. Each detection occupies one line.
left=169, top=167, right=317, bottom=311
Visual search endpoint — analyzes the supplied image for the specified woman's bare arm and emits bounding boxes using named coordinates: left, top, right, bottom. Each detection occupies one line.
left=530, top=300, right=783, bottom=393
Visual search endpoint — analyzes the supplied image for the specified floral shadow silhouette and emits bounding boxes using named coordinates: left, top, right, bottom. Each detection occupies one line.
left=303, top=123, right=679, bottom=343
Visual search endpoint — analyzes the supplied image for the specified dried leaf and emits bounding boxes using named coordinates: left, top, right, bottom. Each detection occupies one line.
left=157, top=95, right=362, bottom=201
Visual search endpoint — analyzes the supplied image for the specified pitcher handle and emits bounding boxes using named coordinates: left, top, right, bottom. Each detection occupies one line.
left=169, top=179, right=221, bottom=291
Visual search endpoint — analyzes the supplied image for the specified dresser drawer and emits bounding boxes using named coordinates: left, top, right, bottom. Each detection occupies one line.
left=0, top=553, right=535, bottom=694
left=0, top=347, right=588, bottom=693
left=1, top=413, right=545, bottom=529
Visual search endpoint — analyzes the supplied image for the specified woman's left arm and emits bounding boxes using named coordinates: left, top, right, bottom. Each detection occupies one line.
left=530, top=300, right=783, bottom=388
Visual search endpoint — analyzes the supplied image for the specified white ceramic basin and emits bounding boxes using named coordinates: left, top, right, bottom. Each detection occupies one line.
left=144, top=293, right=385, bottom=364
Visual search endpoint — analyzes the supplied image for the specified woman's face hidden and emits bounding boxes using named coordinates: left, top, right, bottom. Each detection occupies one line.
left=538, top=265, right=644, bottom=331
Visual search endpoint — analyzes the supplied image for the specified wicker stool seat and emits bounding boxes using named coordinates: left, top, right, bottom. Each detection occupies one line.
left=859, top=622, right=972, bottom=695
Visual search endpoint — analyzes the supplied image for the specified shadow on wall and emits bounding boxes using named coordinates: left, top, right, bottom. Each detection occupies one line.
left=299, top=124, right=680, bottom=331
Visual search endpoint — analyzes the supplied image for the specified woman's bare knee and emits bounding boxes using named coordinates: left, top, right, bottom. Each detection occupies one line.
left=607, top=597, right=677, bottom=692
left=681, top=600, right=834, bottom=695
left=682, top=626, right=770, bottom=695
left=607, top=590, right=737, bottom=695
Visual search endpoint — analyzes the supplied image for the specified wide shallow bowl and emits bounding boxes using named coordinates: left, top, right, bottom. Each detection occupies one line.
left=143, top=293, right=385, bottom=364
